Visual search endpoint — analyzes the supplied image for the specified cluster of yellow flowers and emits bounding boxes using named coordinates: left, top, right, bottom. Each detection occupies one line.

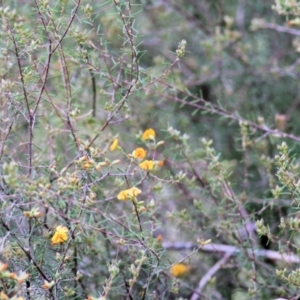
left=138, top=129, right=155, bottom=171
left=110, top=128, right=163, bottom=171
left=51, top=129, right=163, bottom=245
left=113, top=128, right=165, bottom=202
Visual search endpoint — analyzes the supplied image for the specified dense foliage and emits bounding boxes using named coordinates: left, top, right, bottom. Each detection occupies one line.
left=2, top=0, right=300, bottom=299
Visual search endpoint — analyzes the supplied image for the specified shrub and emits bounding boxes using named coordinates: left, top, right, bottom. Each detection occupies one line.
left=2, top=1, right=300, bottom=299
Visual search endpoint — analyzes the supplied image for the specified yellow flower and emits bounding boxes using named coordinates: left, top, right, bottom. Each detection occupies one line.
left=139, top=160, right=154, bottom=171
left=132, top=148, right=147, bottom=159
left=110, top=138, right=119, bottom=151
left=142, top=128, right=155, bottom=140
left=51, top=226, right=69, bottom=245
left=170, top=263, right=191, bottom=278
left=117, top=187, right=142, bottom=201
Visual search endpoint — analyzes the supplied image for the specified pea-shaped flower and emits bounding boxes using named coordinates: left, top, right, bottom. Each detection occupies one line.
left=51, top=225, right=69, bottom=245
left=170, top=263, right=191, bottom=278
left=139, top=160, right=154, bottom=171
left=142, top=128, right=155, bottom=141
left=132, top=148, right=147, bottom=159
left=117, top=187, right=142, bottom=201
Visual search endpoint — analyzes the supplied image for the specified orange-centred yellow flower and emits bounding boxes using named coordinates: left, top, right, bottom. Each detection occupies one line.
left=142, top=128, right=155, bottom=141
left=139, top=160, right=154, bottom=171
left=170, top=263, right=191, bottom=278
left=117, top=187, right=142, bottom=201
left=110, top=138, right=119, bottom=151
left=51, top=225, right=69, bottom=245
left=132, top=147, right=147, bottom=159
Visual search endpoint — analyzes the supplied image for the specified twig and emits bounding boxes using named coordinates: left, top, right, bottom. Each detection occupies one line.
left=8, top=24, right=32, bottom=176
left=263, top=22, right=300, bottom=37
left=142, top=57, right=179, bottom=90
left=51, top=0, right=81, bottom=54
left=1, top=221, right=55, bottom=300
left=147, top=82, right=300, bottom=143
left=162, top=242, right=300, bottom=264
left=190, top=251, right=233, bottom=300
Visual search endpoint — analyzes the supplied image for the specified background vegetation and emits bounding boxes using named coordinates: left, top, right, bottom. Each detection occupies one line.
left=2, top=0, right=300, bottom=299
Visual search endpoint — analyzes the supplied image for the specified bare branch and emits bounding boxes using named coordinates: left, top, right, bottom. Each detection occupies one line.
left=190, top=251, right=234, bottom=300
left=163, top=242, right=300, bottom=264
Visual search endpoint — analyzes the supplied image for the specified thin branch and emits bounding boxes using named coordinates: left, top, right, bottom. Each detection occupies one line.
left=147, top=82, right=300, bottom=143
left=162, top=242, right=300, bottom=264
left=263, top=22, right=300, bottom=37
left=190, top=251, right=233, bottom=300
left=1, top=221, right=55, bottom=300
left=51, top=0, right=81, bottom=54
left=8, top=24, right=33, bottom=176
left=32, top=0, right=53, bottom=117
